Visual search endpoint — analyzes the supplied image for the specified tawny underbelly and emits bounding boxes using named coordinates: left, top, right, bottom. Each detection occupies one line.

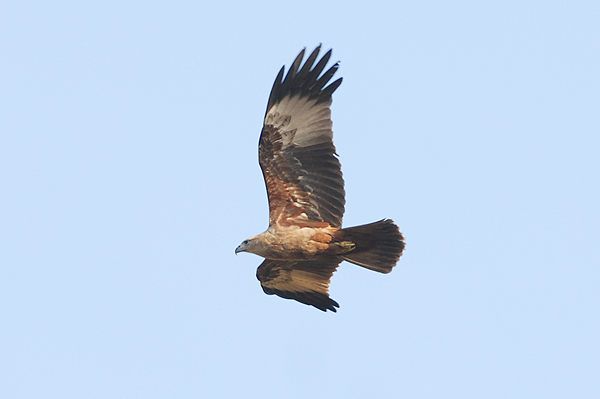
left=258, top=227, right=353, bottom=260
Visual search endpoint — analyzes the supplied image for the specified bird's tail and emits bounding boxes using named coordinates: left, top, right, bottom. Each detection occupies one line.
left=336, top=219, right=405, bottom=273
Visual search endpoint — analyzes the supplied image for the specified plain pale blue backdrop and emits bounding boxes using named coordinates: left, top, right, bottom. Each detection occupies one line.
left=1, top=1, right=598, bottom=398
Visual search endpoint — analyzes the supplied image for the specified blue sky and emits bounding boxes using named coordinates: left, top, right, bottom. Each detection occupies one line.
left=1, top=1, right=599, bottom=398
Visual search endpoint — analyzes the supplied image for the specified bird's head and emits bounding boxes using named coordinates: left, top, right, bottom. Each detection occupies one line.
left=235, top=237, right=258, bottom=255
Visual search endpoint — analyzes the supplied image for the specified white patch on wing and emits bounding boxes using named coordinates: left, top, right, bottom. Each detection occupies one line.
left=265, top=94, right=333, bottom=149
left=290, top=270, right=329, bottom=293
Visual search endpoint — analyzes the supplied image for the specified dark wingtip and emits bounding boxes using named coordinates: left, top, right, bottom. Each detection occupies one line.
left=262, top=286, right=340, bottom=313
left=265, top=46, right=342, bottom=116
left=313, top=299, right=340, bottom=313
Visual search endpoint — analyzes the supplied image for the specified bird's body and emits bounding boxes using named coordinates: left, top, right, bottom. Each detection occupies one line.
left=236, top=46, right=405, bottom=312
left=242, top=225, right=339, bottom=260
left=240, top=224, right=364, bottom=260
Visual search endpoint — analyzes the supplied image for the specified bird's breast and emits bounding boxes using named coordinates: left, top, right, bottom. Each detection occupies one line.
left=257, top=226, right=338, bottom=260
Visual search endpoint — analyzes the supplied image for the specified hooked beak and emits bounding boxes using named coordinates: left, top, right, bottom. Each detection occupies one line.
left=235, top=244, right=245, bottom=255
left=235, top=240, right=249, bottom=255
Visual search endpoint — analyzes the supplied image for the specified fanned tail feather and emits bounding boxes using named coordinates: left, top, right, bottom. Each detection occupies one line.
left=338, top=219, right=405, bottom=273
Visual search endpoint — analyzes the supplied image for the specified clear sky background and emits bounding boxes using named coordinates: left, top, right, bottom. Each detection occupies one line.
left=1, top=1, right=599, bottom=398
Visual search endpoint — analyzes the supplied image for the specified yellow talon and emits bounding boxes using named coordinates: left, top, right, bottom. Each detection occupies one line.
left=339, top=241, right=356, bottom=252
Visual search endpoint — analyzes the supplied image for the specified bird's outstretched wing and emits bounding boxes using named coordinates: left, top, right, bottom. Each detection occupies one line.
left=259, top=46, right=345, bottom=228
left=256, top=258, right=343, bottom=312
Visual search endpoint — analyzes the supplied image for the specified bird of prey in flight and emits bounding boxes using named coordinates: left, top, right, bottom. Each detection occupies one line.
left=236, top=46, right=405, bottom=312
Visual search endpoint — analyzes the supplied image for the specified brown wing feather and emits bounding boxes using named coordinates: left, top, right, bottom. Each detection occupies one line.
left=259, top=46, right=345, bottom=228
left=256, top=258, right=342, bottom=312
